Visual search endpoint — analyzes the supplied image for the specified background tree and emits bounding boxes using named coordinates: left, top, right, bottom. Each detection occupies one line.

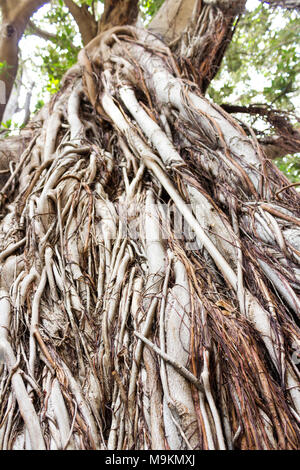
left=0, top=0, right=300, bottom=450
left=0, top=0, right=50, bottom=122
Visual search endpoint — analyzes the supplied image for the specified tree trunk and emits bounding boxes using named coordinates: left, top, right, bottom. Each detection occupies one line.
left=0, top=5, right=300, bottom=451
left=98, top=0, right=139, bottom=33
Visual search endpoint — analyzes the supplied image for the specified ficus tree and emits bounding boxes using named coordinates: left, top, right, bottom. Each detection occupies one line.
left=0, top=0, right=300, bottom=450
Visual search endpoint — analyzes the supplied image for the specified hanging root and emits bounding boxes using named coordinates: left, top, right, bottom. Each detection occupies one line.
left=0, top=26, right=299, bottom=450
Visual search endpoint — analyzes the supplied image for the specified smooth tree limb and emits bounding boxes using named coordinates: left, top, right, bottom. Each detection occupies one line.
left=63, top=0, right=98, bottom=45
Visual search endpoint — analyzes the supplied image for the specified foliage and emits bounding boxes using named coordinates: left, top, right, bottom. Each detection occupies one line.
left=0, top=60, right=12, bottom=79
left=38, top=0, right=80, bottom=86
left=139, top=0, right=165, bottom=22
left=0, top=119, right=25, bottom=137
left=208, top=2, right=300, bottom=181
left=24, top=0, right=80, bottom=97
left=77, top=0, right=97, bottom=6
left=275, top=154, right=300, bottom=182
left=0, top=61, right=8, bottom=72
left=77, top=0, right=104, bottom=18
left=208, top=3, right=300, bottom=111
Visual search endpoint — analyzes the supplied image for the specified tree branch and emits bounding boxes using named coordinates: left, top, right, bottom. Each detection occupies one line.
left=222, top=104, right=300, bottom=159
left=98, top=0, right=139, bottom=33
left=27, top=20, right=59, bottom=42
left=0, top=0, right=9, bottom=18
left=259, top=135, right=300, bottom=159
left=262, top=0, right=300, bottom=10
left=134, top=331, right=204, bottom=392
left=63, top=0, right=97, bottom=46
left=22, top=0, right=49, bottom=12
left=1, top=0, right=49, bottom=25
left=150, top=0, right=246, bottom=92
left=27, top=20, right=77, bottom=51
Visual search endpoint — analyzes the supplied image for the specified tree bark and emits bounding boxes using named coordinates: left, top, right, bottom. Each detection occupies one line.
left=63, top=0, right=98, bottom=46
left=149, top=0, right=246, bottom=92
left=98, top=0, right=139, bottom=33
left=148, top=0, right=197, bottom=41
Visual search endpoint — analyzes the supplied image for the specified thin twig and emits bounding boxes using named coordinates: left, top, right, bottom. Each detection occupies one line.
left=134, top=331, right=204, bottom=392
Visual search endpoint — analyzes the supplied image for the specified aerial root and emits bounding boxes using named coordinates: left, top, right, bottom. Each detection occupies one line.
left=0, top=26, right=299, bottom=449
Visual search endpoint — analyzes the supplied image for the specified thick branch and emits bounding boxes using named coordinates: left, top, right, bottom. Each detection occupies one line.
left=149, top=0, right=245, bottom=41
left=63, top=0, right=97, bottom=46
left=259, top=135, right=300, bottom=159
left=222, top=104, right=300, bottom=158
left=148, top=0, right=196, bottom=42
left=98, top=0, right=139, bottom=33
left=0, top=0, right=49, bottom=27
left=152, top=0, right=246, bottom=92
